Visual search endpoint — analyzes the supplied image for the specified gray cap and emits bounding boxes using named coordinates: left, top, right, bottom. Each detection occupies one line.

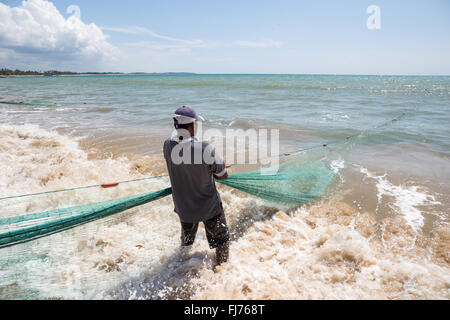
left=173, top=106, right=205, bottom=124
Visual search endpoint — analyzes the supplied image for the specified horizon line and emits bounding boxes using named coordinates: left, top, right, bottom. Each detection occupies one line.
left=2, top=71, right=449, bottom=77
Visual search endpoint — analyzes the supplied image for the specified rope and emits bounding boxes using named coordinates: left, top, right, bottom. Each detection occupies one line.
left=0, top=113, right=406, bottom=201
left=0, top=175, right=169, bottom=202
left=0, top=101, right=107, bottom=107
left=288, top=112, right=406, bottom=155
left=226, top=112, right=407, bottom=168
left=0, top=101, right=58, bottom=107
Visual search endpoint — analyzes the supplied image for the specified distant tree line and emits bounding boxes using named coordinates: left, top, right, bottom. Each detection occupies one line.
left=1, top=68, right=41, bottom=75
left=0, top=68, right=195, bottom=76
left=0, top=68, right=122, bottom=76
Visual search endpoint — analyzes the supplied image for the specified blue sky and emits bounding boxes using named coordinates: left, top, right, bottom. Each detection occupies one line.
left=1, top=0, right=449, bottom=74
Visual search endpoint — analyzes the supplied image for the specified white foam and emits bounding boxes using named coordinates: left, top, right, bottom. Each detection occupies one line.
left=190, top=208, right=450, bottom=300
left=330, top=158, right=345, bottom=174
left=0, top=124, right=178, bottom=298
left=359, top=167, right=440, bottom=232
left=0, top=125, right=448, bottom=300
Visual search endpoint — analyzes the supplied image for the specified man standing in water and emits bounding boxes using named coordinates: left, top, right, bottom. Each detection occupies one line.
left=163, top=106, right=230, bottom=267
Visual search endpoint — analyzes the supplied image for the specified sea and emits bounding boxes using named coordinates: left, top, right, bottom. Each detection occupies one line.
left=0, top=74, right=448, bottom=299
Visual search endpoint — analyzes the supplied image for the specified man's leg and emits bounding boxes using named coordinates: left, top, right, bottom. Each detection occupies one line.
left=180, top=221, right=199, bottom=247
left=215, top=243, right=229, bottom=265
left=204, top=207, right=230, bottom=267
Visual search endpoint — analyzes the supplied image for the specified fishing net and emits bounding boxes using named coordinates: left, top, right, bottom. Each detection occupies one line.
left=218, top=160, right=335, bottom=205
left=0, top=158, right=335, bottom=299
left=0, top=113, right=404, bottom=298
left=0, top=160, right=335, bottom=249
left=0, top=188, right=172, bottom=249
left=0, top=178, right=175, bottom=299
left=0, top=112, right=404, bottom=250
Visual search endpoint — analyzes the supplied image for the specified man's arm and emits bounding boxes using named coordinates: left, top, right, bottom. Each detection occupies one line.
left=214, top=171, right=228, bottom=180
left=205, top=142, right=228, bottom=180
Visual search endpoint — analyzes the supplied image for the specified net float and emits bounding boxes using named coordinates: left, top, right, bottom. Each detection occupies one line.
left=101, top=182, right=119, bottom=188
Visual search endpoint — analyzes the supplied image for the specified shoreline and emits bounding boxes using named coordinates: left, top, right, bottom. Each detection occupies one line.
left=1, top=73, right=449, bottom=79
left=0, top=72, right=197, bottom=78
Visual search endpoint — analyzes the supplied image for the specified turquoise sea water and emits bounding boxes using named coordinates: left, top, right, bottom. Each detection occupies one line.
left=1, top=74, right=449, bottom=188
left=0, top=74, right=449, bottom=299
left=1, top=74, right=449, bottom=152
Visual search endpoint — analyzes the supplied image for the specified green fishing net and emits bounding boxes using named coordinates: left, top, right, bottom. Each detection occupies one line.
left=0, top=188, right=172, bottom=249
left=0, top=113, right=406, bottom=251
left=0, top=160, right=335, bottom=249
left=218, top=160, right=335, bottom=205
left=0, top=158, right=335, bottom=299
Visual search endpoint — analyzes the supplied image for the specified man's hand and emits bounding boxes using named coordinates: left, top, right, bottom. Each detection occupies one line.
left=214, top=171, right=228, bottom=180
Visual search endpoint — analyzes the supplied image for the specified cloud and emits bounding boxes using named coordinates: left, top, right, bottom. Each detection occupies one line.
left=196, top=57, right=232, bottom=63
left=0, top=0, right=119, bottom=68
left=104, top=26, right=223, bottom=59
left=104, top=25, right=282, bottom=50
left=102, top=25, right=222, bottom=57
left=123, top=39, right=223, bottom=57
left=123, top=41, right=193, bottom=56
left=0, top=0, right=283, bottom=72
left=104, top=25, right=283, bottom=61
left=234, top=40, right=282, bottom=48
left=101, top=26, right=205, bottom=46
